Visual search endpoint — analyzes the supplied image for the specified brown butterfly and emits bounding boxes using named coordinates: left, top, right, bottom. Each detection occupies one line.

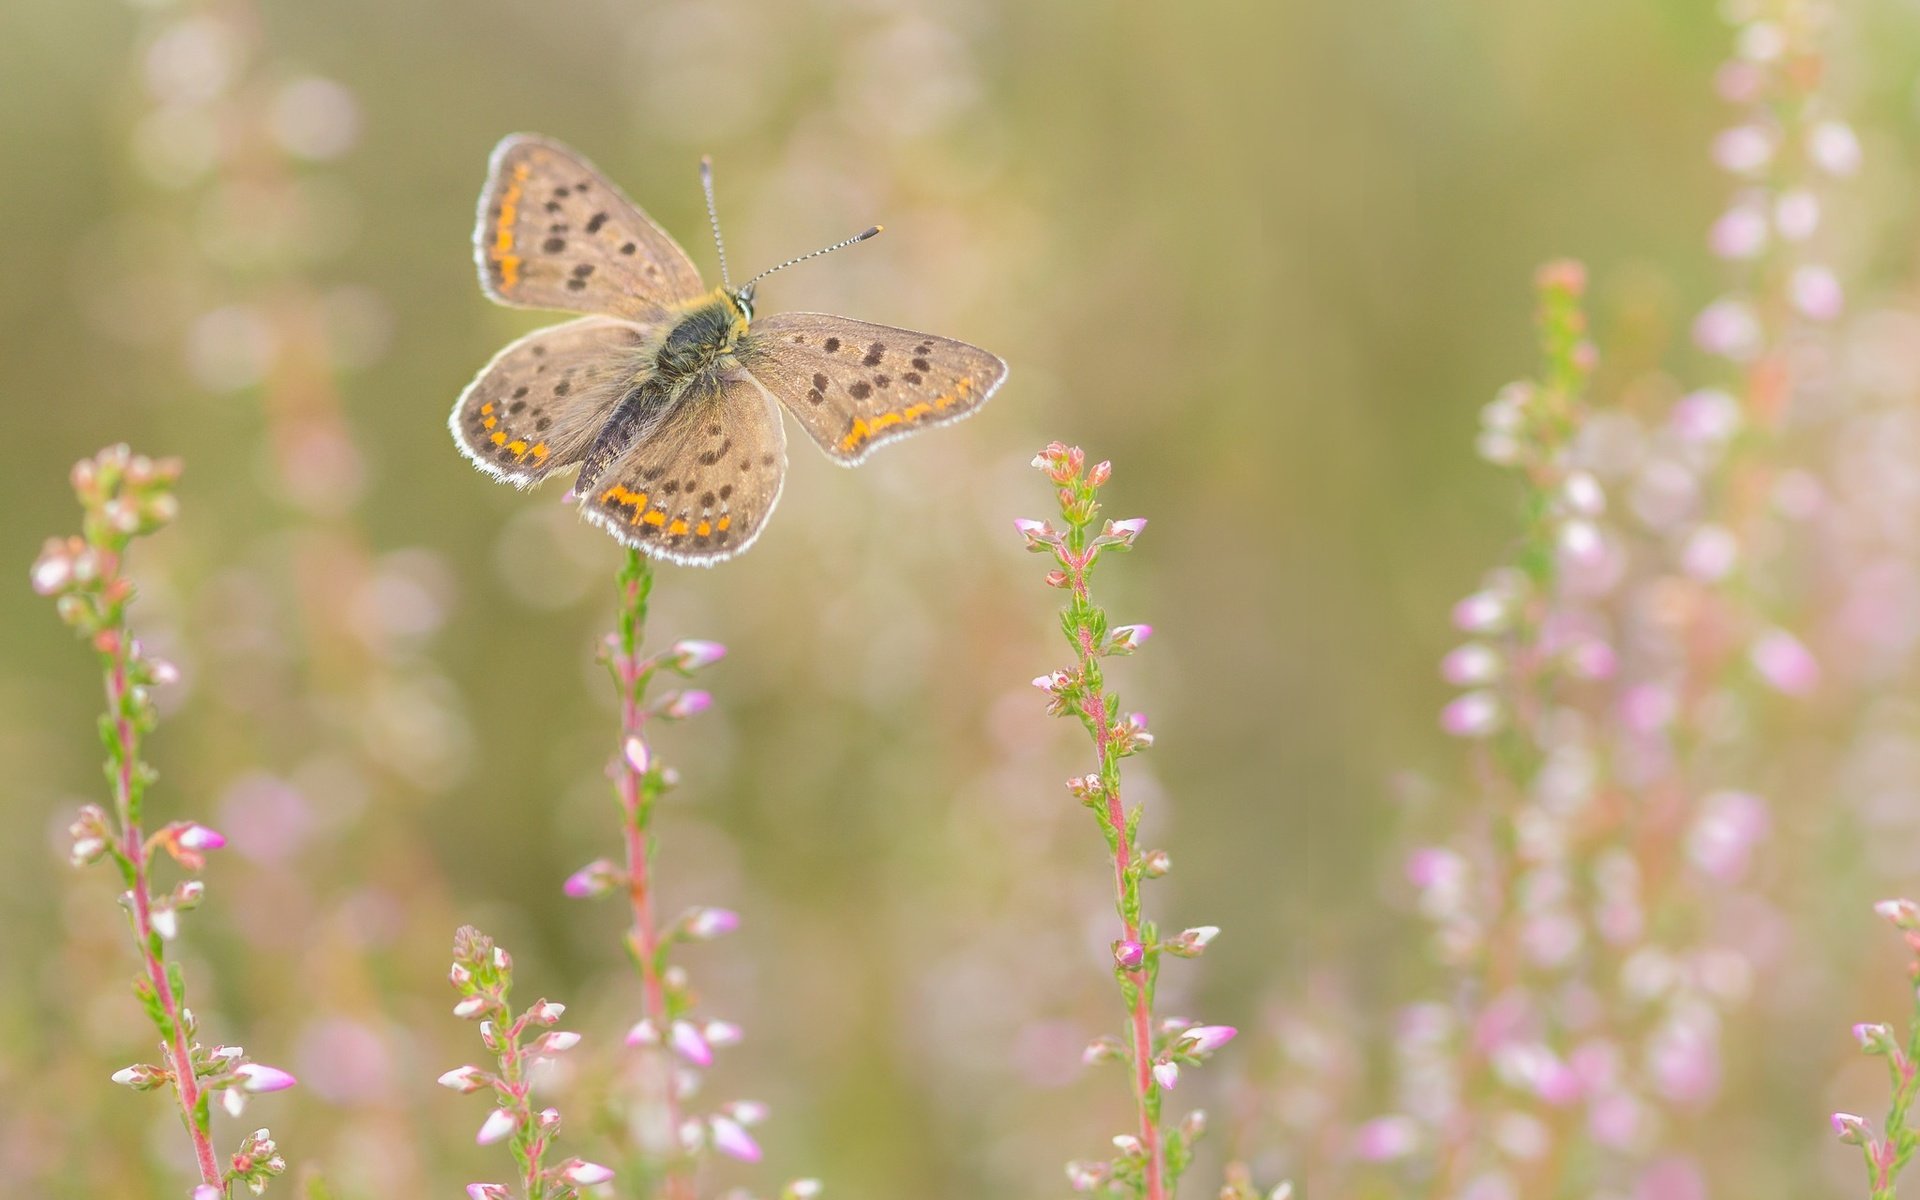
left=451, top=134, right=1008, bottom=565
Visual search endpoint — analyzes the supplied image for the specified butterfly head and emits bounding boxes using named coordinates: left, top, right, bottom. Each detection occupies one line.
left=729, top=286, right=756, bottom=326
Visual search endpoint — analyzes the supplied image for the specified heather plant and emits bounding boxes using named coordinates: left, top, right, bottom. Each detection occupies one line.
left=558, top=550, right=817, bottom=1200
left=1020, top=443, right=1251, bottom=1199
left=440, top=925, right=615, bottom=1200
left=1831, top=900, right=1920, bottom=1199
left=33, top=445, right=296, bottom=1198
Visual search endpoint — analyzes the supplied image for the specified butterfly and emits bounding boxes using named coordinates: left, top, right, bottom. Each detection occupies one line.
left=451, top=134, right=1008, bottom=566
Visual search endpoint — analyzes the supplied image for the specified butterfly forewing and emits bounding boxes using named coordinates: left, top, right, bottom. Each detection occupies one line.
left=743, top=314, right=1007, bottom=464
left=475, top=135, right=707, bottom=319
left=577, top=371, right=788, bottom=565
left=450, top=316, right=652, bottom=487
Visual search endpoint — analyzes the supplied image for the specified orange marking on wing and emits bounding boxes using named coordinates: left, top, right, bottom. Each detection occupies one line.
left=644, top=510, right=666, bottom=526
left=903, top=402, right=933, bottom=420
left=483, top=417, right=498, bottom=430
left=530, top=442, right=549, bottom=461
left=668, top=518, right=689, bottom=536
left=480, top=403, right=495, bottom=415
left=870, top=411, right=904, bottom=435
left=491, top=431, right=507, bottom=446
left=716, top=515, right=731, bottom=532
left=507, top=439, right=528, bottom=457
left=494, top=162, right=531, bottom=289
left=695, top=519, right=711, bottom=537
left=839, top=417, right=870, bottom=452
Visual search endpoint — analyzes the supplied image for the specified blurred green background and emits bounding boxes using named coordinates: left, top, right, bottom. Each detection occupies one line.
left=5, top=0, right=1920, bottom=1196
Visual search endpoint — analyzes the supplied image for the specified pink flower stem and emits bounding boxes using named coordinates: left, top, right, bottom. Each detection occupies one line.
left=100, top=564, right=222, bottom=1189
left=611, top=551, right=692, bottom=1200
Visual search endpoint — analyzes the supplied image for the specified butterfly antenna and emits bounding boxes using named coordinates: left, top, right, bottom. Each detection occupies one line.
left=699, top=155, right=734, bottom=292
left=741, top=224, right=884, bottom=294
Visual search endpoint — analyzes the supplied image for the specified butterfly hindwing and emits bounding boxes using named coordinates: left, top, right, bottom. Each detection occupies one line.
left=743, top=314, right=1007, bottom=464
left=475, top=134, right=707, bottom=319
left=450, top=316, right=652, bottom=487
left=577, top=371, right=788, bottom=565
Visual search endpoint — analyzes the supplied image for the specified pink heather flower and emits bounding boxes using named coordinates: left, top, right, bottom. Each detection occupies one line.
left=1013, top=518, right=1064, bottom=550
left=703, top=1020, right=743, bottom=1047
left=475, top=1107, right=519, bottom=1146
left=1166, top=925, right=1219, bottom=957
left=1451, top=590, right=1509, bottom=633
left=535, top=1031, right=582, bottom=1054
left=1066, top=1161, right=1110, bottom=1192
left=30, top=544, right=73, bottom=595
left=1440, top=690, right=1502, bottom=738
left=709, top=1115, right=762, bottom=1163
left=658, top=689, right=711, bottom=720
left=1750, top=627, right=1820, bottom=696
left=1098, top=517, right=1147, bottom=548
left=726, top=1099, right=770, bottom=1125
left=1832, top=1112, right=1871, bottom=1145
left=785, top=1182, right=824, bottom=1200
left=525, top=999, right=565, bottom=1025
left=453, top=996, right=488, bottom=1019
left=1556, top=519, right=1605, bottom=569
left=437, top=1065, right=488, bottom=1093
left=1680, top=525, right=1738, bottom=581
left=1809, top=119, right=1862, bottom=176
left=535, top=1107, right=561, bottom=1133
left=176, top=823, right=227, bottom=851
left=1180, top=1024, right=1238, bottom=1055
left=1440, top=643, right=1502, bottom=686
left=563, top=859, right=620, bottom=899
left=1708, top=203, right=1768, bottom=260
left=1854, top=1023, right=1897, bottom=1055
left=1775, top=188, right=1819, bottom=240
left=466, top=1186, right=509, bottom=1200
left=1790, top=265, right=1844, bottom=321
left=1563, top=471, right=1605, bottom=515
left=669, top=1019, right=713, bottom=1066
left=1566, top=638, right=1617, bottom=680
left=1118, top=711, right=1153, bottom=751
left=625, top=1018, right=660, bottom=1046
left=561, top=1160, right=616, bottom=1186
left=1693, top=297, right=1761, bottom=360
left=1112, top=1134, right=1145, bottom=1157
left=623, top=735, right=651, bottom=775
left=235, top=1063, right=297, bottom=1093
left=1711, top=124, right=1774, bottom=175
left=669, top=639, right=727, bottom=671
left=684, top=906, right=741, bottom=940
left=1875, top=898, right=1920, bottom=931
left=1113, top=939, right=1145, bottom=969
left=194, top=1187, right=223, bottom=1200
left=1108, top=623, right=1153, bottom=652
left=1142, top=848, right=1171, bottom=877
left=1083, top=1035, right=1123, bottom=1064
left=1153, top=1059, right=1180, bottom=1090
left=1033, top=670, right=1070, bottom=694
left=1352, top=1115, right=1420, bottom=1162
left=1085, top=459, right=1112, bottom=487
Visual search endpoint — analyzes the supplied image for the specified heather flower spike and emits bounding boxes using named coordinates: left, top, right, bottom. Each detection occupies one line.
left=38, top=447, right=294, bottom=1193
left=1020, top=445, right=1235, bottom=1199
left=442, top=926, right=611, bottom=1193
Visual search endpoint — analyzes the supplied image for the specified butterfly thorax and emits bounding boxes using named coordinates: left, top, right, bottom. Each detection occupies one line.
left=653, top=289, right=751, bottom=382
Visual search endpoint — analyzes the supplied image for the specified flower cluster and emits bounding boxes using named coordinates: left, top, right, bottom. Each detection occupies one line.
left=1831, top=901, right=1920, bottom=1199
left=1022, top=444, right=1240, bottom=1200
left=564, top=550, right=816, bottom=1200
left=36, top=446, right=295, bottom=1196
left=441, top=926, right=614, bottom=1199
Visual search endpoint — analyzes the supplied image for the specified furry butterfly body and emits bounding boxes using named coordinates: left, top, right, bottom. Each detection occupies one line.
left=452, top=134, right=1007, bottom=565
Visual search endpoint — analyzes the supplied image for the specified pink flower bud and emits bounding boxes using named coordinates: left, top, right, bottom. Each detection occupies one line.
left=194, top=1187, right=223, bottom=1200
left=30, top=542, right=74, bottom=595
left=453, top=995, right=488, bottom=1019
left=710, top=1115, right=762, bottom=1162
left=1809, top=119, right=1862, bottom=176
left=670, top=1020, right=713, bottom=1066
left=669, top=639, right=727, bottom=671
left=561, top=1160, right=616, bottom=1186
left=1854, top=1023, right=1897, bottom=1055
left=1876, top=899, right=1920, bottom=931
left=1099, top=517, right=1147, bottom=548
left=1441, top=691, right=1503, bottom=738
left=536, top=1107, right=561, bottom=1133
left=659, top=690, right=712, bottom=720
left=112, top=1063, right=168, bottom=1091
left=1179, top=1024, right=1238, bottom=1055
left=1166, top=925, right=1220, bottom=957
left=1832, top=1112, right=1871, bottom=1145
left=704, top=1020, right=743, bottom=1047
left=1712, top=124, right=1773, bottom=175
left=1066, top=1161, right=1110, bottom=1192
left=684, top=907, right=741, bottom=940
left=1108, top=624, right=1153, bottom=653
left=1032, top=670, right=1071, bottom=695
left=1708, top=203, right=1768, bottom=260
left=1440, top=644, right=1502, bottom=686
left=176, top=823, right=227, bottom=852
left=438, top=1066, right=489, bottom=1093
left=475, top=1108, right=518, bottom=1146
left=1113, top=940, right=1146, bottom=969
left=1775, top=189, right=1819, bottom=240
left=466, top=1185, right=510, bottom=1200
left=536, top=1031, right=582, bottom=1054
left=235, top=1064, right=297, bottom=1093
left=1352, top=1115, right=1419, bottom=1161
left=1142, top=849, right=1171, bottom=878
left=1111, top=1134, right=1144, bottom=1157
left=1451, top=591, right=1509, bottom=633
left=1083, top=1036, right=1124, bottom=1065
left=525, top=999, right=566, bottom=1025
left=563, top=859, right=621, bottom=899
left=1790, top=265, right=1844, bottom=321
left=1013, top=518, right=1064, bottom=550
left=1086, top=460, right=1112, bottom=487
left=1750, top=627, right=1819, bottom=696
left=784, top=1181, right=824, bottom=1200
left=727, top=1099, right=769, bottom=1125
left=1153, top=1060, right=1180, bottom=1090
left=623, top=736, right=651, bottom=775
left=626, top=1018, right=660, bottom=1046
left=1044, top=569, right=1069, bottom=588
left=1694, top=297, right=1761, bottom=361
